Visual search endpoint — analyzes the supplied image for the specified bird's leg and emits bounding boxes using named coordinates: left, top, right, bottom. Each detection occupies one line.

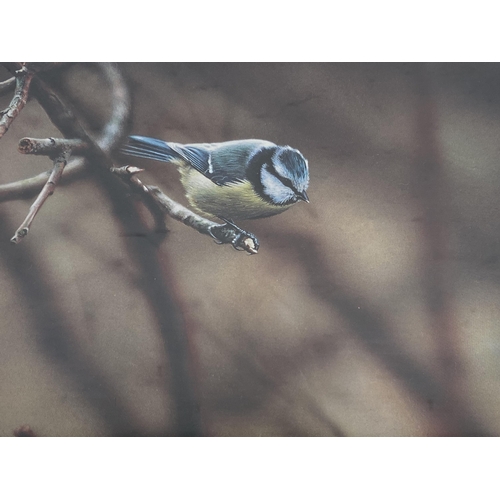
left=208, top=217, right=260, bottom=254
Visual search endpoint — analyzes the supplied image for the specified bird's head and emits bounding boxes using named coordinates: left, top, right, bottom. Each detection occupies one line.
left=258, top=146, right=310, bottom=206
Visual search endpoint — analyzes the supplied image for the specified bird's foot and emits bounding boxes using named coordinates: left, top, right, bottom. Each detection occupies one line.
left=208, top=218, right=259, bottom=255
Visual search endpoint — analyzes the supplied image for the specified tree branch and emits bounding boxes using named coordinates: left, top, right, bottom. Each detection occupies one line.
left=1, top=63, right=259, bottom=253
left=0, top=62, right=116, bottom=202
left=111, top=165, right=259, bottom=254
left=0, top=62, right=205, bottom=435
left=11, top=149, right=70, bottom=244
left=10, top=141, right=260, bottom=251
left=1, top=62, right=134, bottom=241
left=18, top=137, right=88, bottom=156
left=0, top=157, right=86, bottom=202
left=0, top=66, right=34, bottom=139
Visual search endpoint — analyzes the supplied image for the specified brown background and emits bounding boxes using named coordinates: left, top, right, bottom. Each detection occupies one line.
left=0, top=63, right=498, bottom=436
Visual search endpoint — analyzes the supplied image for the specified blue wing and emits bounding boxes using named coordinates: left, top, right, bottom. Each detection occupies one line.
left=201, top=139, right=275, bottom=185
left=121, top=135, right=275, bottom=186
left=121, top=135, right=212, bottom=176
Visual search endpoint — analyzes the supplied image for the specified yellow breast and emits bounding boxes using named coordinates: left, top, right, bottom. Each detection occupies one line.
left=178, top=166, right=290, bottom=220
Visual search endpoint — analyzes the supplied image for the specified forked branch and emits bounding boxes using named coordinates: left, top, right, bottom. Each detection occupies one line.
left=11, top=149, right=70, bottom=244
left=1, top=63, right=259, bottom=253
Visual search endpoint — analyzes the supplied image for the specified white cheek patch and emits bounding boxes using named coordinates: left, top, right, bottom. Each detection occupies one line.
left=273, top=152, right=309, bottom=193
left=261, top=166, right=295, bottom=204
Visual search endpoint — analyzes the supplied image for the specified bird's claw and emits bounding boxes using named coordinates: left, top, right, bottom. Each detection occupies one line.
left=208, top=229, right=224, bottom=245
left=231, top=231, right=259, bottom=254
left=208, top=221, right=259, bottom=255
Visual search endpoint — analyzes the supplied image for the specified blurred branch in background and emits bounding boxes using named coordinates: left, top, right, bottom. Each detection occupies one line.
left=0, top=63, right=204, bottom=435
left=271, top=230, right=488, bottom=436
left=0, top=212, right=143, bottom=435
left=206, top=328, right=346, bottom=436
left=412, top=64, right=467, bottom=436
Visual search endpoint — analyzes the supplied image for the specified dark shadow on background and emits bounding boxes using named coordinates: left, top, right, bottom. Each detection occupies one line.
left=270, top=231, right=490, bottom=437
left=411, top=64, right=467, bottom=435
left=0, top=212, right=143, bottom=436
left=58, top=68, right=205, bottom=437
left=205, top=329, right=345, bottom=436
left=87, top=167, right=204, bottom=437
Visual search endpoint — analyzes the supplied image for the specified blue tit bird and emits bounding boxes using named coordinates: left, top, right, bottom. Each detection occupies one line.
left=120, top=136, right=310, bottom=221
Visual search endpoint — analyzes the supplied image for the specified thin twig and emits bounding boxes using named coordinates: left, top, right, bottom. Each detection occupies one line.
left=0, top=77, right=15, bottom=97
left=18, top=137, right=88, bottom=156
left=0, top=157, right=86, bottom=202
left=0, top=63, right=129, bottom=230
left=4, top=64, right=129, bottom=243
left=10, top=149, right=70, bottom=244
left=0, top=67, right=34, bottom=139
left=111, top=165, right=259, bottom=254
left=0, top=64, right=130, bottom=243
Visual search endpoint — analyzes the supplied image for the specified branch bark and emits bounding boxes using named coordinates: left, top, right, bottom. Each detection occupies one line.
left=111, top=165, right=259, bottom=254
left=11, top=149, right=70, bottom=244
left=0, top=158, right=86, bottom=202
left=18, top=137, right=88, bottom=156
left=0, top=67, right=34, bottom=139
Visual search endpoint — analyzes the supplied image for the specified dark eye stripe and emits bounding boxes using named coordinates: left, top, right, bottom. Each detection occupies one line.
left=266, top=163, right=298, bottom=194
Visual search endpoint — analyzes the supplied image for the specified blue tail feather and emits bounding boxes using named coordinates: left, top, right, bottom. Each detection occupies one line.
left=120, top=135, right=181, bottom=164
left=121, top=135, right=212, bottom=179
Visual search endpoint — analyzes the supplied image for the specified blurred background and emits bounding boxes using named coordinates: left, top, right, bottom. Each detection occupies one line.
left=0, top=62, right=499, bottom=436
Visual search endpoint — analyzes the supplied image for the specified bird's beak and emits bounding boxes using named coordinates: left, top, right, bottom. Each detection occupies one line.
left=297, top=190, right=310, bottom=203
